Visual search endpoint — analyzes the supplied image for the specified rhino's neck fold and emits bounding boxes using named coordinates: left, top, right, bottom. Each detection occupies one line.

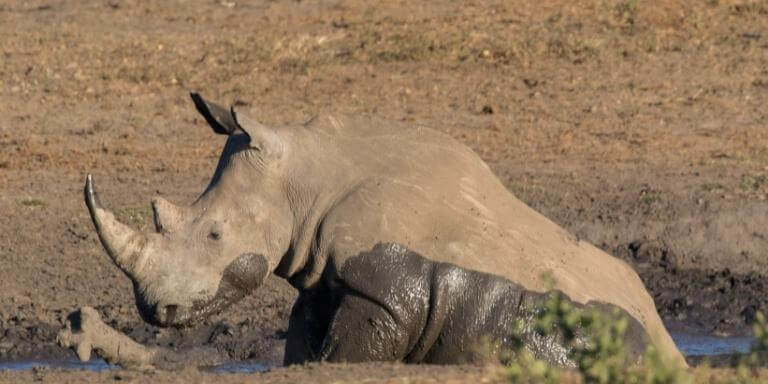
left=276, top=178, right=361, bottom=289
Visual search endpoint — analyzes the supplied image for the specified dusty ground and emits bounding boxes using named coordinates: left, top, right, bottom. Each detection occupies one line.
left=1, top=0, right=768, bottom=381
left=0, top=363, right=515, bottom=384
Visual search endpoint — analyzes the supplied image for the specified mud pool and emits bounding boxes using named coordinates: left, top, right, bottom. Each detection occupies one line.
left=0, top=358, right=270, bottom=373
left=0, top=333, right=754, bottom=373
left=671, top=333, right=754, bottom=357
left=0, top=358, right=115, bottom=372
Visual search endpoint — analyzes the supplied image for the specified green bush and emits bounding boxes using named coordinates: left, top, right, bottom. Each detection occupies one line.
left=503, top=275, right=768, bottom=383
left=727, top=311, right=768, bottom=383
left=506, top=274, right=692, bottom=384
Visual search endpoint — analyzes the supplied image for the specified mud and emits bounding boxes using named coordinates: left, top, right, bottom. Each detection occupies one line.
left=0, top=278, right=291, bottom=366
left=615, top=240, right=768, bottom=335
left=2, top=0, right=768, bottom=381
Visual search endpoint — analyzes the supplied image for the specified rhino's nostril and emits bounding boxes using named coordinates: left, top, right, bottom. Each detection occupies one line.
left=164, top=305, right=178, bottom=324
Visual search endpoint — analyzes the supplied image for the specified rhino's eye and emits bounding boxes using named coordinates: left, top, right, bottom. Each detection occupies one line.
left=208, top=230, right=222, bottom=241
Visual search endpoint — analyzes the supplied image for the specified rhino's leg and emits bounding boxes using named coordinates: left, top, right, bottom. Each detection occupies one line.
left=283, top=295, right=313, bottom=365
left=284, top=288, right=337, bottom=365
left=285, top=279, right=411, bottom=364
left=318, top=292, right=412, bottom=362
left=57, top=307, right=224, bottom=370
left=308, top=243, right=434, bottom=363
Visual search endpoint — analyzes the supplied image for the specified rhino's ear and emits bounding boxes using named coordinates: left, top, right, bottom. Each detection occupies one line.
left=231, top=107, right=284, bottom=159
left=190, top=92, right=238, bottom=135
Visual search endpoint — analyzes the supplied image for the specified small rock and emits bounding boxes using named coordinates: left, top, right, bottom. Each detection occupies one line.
left=523, top=78, right=538, bottom=88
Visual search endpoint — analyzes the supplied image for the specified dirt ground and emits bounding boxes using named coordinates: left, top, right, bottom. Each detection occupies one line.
left=1, top=0, right=768, bottom=382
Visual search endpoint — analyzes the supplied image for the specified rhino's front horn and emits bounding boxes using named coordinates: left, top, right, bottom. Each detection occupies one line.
left=84, top=174, right=148, bottom=276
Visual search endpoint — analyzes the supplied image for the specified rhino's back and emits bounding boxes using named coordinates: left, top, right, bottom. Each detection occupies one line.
left=312, top=115, right=620, bottom=299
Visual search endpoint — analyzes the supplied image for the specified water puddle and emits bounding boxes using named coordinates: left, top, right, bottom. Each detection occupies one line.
left=201, top=360, right=269, bottom=373
left=0, top=357, right=270, bottom=373
left=0, top=358, right=116, bottom=372
left=0, top=334, right=756, bottom=372
left=671, top=332, right=754, bottom=356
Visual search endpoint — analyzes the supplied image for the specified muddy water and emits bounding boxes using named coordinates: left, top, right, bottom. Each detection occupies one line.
left=0, top=358, right=270, bottom=373
left=0, top=334, right=754, bottom=372
left=671, top=333, right=754, bottom=357
left=0, top=358, right=115, bottom=372
left=202, top=361, right=269, bottom=373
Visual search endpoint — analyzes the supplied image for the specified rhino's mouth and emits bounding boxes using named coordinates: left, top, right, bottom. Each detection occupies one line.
left=139, top=253, right=270, bottom=327
left=140, top=288, right=250, bottom=327
left=151, top=300, right=233, bottom=328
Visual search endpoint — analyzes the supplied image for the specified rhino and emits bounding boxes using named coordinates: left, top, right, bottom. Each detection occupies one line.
left=58, top=93, right=686, bottom=369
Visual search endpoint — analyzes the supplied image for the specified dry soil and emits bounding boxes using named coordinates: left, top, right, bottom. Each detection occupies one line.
left=1, top=0, right=768, bottom=382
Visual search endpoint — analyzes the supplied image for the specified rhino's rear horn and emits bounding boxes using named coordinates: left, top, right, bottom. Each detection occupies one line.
left=151, top=196, right=184, bottom=234
left=190, top=92, right=238, bottom=135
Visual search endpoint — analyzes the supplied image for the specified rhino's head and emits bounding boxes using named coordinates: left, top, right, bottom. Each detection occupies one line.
left=85, top=94, right=293, bottom=327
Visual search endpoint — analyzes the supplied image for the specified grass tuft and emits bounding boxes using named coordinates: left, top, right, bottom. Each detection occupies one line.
left=18, top=198, right=46, bottom=207
left=739, top=174, right=768, bottom=192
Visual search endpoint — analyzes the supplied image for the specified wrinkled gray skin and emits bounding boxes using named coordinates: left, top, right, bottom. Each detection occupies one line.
left=60, top=93, right=682, bottom=369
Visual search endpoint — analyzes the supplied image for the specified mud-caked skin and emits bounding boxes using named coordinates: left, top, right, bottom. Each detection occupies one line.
left=284, top=243, right=647, bottom=366
left=66, top=93, right=686, bottom=368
